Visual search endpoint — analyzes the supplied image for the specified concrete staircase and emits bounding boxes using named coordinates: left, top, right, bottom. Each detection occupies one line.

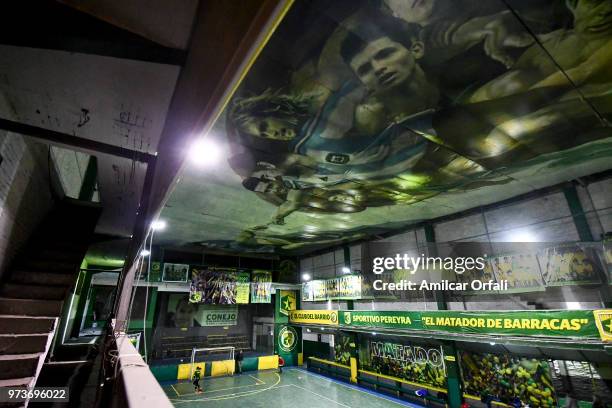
left=0, top=199, right=100, bottom=407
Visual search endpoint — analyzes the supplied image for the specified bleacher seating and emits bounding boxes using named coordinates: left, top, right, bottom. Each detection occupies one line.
left=157, top=334, right=251, bottom=359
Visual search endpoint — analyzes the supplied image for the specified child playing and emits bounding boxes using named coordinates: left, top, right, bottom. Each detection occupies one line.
left=192, top=366, right=203, bottom=394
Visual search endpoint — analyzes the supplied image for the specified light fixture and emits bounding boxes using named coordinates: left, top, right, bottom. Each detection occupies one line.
left=566, top=301, right=581, bottom=310
left=372, top=332, right=377, bottom=336
left=189, top=138, right=221, bottom=167
left=489, top=342, right=496, bottom=346
left=341, top=266, right=351, bottom=274
left=140, top=249, right=151, bottom=257
left=302, top=273, right=311, bottom=281
left=507, top=229, right=537, bottom=242
left=151, top=220, right=166, bottom=231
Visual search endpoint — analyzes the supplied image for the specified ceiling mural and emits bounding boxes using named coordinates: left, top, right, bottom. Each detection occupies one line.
left=158, top=0, right=612, bottom=254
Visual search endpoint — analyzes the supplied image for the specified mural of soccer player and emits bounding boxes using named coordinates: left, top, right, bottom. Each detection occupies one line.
left=340, top=13, right=610, bottom=169
left=381, top=0, right=533, bottom=69
left=470, top=0, right=612, bottom=103
left=236, top=227, right=366, bottom=251
left=338, top=14, right=528, bottom=167
left=226, top=17, right=518, bottom=228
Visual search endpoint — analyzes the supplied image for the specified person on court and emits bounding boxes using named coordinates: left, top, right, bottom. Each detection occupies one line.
left=192, top=366, right=203, bottom=394
left=278, top=355, right=285, bottom=373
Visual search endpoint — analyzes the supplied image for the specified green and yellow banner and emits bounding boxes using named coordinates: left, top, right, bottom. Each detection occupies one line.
left=289, top=310, right=339, bottom=325
left=290, top=309, right=612, bottom=341
left=302, top=275, right=363, bottom=301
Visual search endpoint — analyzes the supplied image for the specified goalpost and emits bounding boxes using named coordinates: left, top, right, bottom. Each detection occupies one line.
left=189, top=346, right=235, bottom=381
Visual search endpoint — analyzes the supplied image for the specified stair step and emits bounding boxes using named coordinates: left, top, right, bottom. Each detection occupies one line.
left=0, top=377, right=34, bottom=388
left=0, top=402, right=25, bottom=408
left=0, top=283, right=69, bottom=301
left=0, top=298, right=63, bottom=317
left=0, top=377, right=32, bottom=407
left=0, top=316, right=56, bottom=335
left=0, top=334, right=50, bottom=355
left=0, top=353, right=42, bottom=380
left=10, top=271, right=75, bottom=287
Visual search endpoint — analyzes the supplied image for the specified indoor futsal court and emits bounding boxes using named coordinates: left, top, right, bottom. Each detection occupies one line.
left=162, top=369, right=417, bottom=408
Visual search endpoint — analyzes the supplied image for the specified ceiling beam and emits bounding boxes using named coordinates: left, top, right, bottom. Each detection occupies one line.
left=0, top=118, right=155, bottom=163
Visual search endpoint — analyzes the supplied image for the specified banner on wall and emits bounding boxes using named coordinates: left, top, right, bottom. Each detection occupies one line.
left=539, top=244, right=601, bottom=286
left=456, top=258, right=498, bottom=293
left=359, top=334, right=447, bottom=389
left=461, top=351, right=557, bottom=407
left=594, top=310, right=612, bottom=342
left=278, top=290, right=297, bottom=317
left=166, top=294, right=239, bottom=328
left=290, top=309, right=611, bottom=341
left=342, top=310, right=601, bottom=339
left=199, top=305, right=239, bottom=326
left=290, top=310, right=339, bottom=325
left=251, top=270, right=272, bottom=303
left=275, top=323, right=302, bottom=366
left=491, top=253, right=545, bottom=293
left=189, top=267, right=248, bottom=304
left=235, top=271, right=250, bottom=304
left=302, top=274, right=363, bottom=301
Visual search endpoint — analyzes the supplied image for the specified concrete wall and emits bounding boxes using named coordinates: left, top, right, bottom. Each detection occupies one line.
left=0, top=132, right=55, bottom=279
left=50, top=146, right=91, bottom=200
left=578, top=178, right=612, bottom=238
left=298, top=176, right=612, bottom=311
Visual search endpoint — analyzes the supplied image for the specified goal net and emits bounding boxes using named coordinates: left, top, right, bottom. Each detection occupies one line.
left=189, top=346, right=235, bottom=380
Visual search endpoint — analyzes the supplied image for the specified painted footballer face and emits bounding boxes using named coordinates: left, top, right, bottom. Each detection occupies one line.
left=349, top=37, right=423, bottom=94
left=241, top=116, right=297, bottom=141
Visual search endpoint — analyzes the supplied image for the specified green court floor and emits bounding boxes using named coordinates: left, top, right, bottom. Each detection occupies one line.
left=163, top=368, right=422, bottom=408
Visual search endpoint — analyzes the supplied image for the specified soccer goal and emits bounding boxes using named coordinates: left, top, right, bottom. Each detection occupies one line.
left=189, top=346, right=235, bottom=380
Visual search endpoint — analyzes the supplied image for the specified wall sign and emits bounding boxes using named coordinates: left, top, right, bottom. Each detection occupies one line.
left=290, top=310, right=339, bottom=325
left=290, top=309, right=612, bottom=341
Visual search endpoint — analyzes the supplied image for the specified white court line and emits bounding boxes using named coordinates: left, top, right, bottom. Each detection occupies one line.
left=248, top=374, right=265, bottom=385
left=170, top=373, right=283, bottom=404
left=287, top=384, right=351, bottom=408
left=174, top=381, right=263, bottom=397
left=289, top=368, right=419, bottom=408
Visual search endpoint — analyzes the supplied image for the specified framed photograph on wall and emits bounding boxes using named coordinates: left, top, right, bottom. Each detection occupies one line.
left=162, top=263, right=189, bottom=282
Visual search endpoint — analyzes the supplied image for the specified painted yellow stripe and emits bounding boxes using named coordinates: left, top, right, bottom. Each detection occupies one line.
left=178, top=362, right=198, bottom=380
left=309, top=357, right=350, bottom=369
left=464, top=394, right=510, bottom=407
left=298, top=352, right=303, bottom=366
left=211, top=360, right=235, bottom=377
left=350, top=357, right=357, bottom=383
left=205, top=0, right=295, bottom=129
left=358, top=369, right=446, bottom=393
left=257, top=355, right=279, bottom=370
